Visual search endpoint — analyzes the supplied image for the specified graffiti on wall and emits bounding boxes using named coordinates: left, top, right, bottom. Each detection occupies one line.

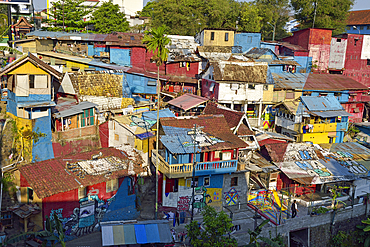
left=51, top=194, right=115, bottom=239
left=224, top=187, right=240, bottom=206
left=177, top=196, right=191, bottom=211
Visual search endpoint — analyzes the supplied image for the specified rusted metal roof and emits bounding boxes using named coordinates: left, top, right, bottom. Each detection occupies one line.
left=166, top=93, right=208, bottom=111
left=305, top=74, right=368, bottom=91
left=279, top=42, right=308, bottom=52
left=347, top=10, right=370, bottom=25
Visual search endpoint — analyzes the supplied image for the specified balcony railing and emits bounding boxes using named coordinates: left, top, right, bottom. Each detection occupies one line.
left=295, top=122, right=339, bottom=134
left=152, top=150, right=237, bottom=178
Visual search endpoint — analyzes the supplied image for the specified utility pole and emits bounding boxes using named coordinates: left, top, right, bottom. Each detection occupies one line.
left=312, top=0, right=317, bottom=29
left=7, top=5, right=12, bottom=43
left=267, top=22, right=276, bottom=41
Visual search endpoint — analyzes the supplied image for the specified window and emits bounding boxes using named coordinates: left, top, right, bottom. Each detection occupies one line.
left=222, top=151, right=232, bottom=160
left=106, top=179, right=119, bottom=192
left=231, top=177, right=238, bottom=186
left=78, top=187, right=86, bottom=199
left=28, top=188, right=34, bottom=203
left=186, top=178, right=198, bottom=188
left=15, top=74, right=29, bottom=96
left=210, top=32, right=215, bottom=40
left=248, top=84, right=255, bottom=89
left=360, top=26, right=364, bottom=30
left=204, top=177, right=210, bottom=186
left=355, top=39, right=359, bottom=46
left=225, top=32, right=229, bottom=41
left=114, top=134, right=119, bottom=141
left=286, top=91, right=294, bottom=99
left=336, top=38, right=341, bottom=42
left=81, top=108, right=94, bottom=127
left=263, top=85, right=269, bottom=91
left=29, top=75, right=35, bottom=88
left=367, top=59, right=370, bottom=65
left=214, top=151, right=220, bottom=159
left=247, top=36, right=252, bottom=43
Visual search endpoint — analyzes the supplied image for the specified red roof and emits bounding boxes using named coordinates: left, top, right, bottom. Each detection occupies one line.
left=18, top=148, right=144, bottom=199
left=160, top=115, right=247, bottom=151
left=347, top=10, right=370, bottom=25
left=262, top=143, right=289, bottom=162
left=258, top=139, right=287, bottom=147
left=304, top=74, right=368, bottom=91
left=167, top=93, right=209, bottom=111
left=203, top=102, right=253, bottom=135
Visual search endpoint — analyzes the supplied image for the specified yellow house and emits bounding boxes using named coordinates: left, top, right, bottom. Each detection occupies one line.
left=196, top=28, right=235, bottom=46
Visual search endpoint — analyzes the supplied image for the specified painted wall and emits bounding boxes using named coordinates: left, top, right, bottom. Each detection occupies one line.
left=41, top=177, right=136, bottom=241
left=130, top=47, right=146, bottom=69
left=99, top=121, right=109, bottom=148
left=201, top=79, right=219, bottom=101
left=328, top=37, right=348, bottom=70
left=222, top=172, right=249, bottom=206
left=32, top=115, right=54, bottom=162
left=166, top=61, right=199, bottom=77
left=110, top=47, right=131, bottom=66
left=218, top=83, right=265, bottom=103
left=201, top=30, right=235, bottom=46
left=124, top=72, right=157, bottom=95
left=234, top=33, right=261, bottom=53
left=342, top=102, right=365, bottom=123
left=346, top=25, right=370, bottom=35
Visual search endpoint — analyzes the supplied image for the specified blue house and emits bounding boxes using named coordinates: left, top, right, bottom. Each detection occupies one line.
left=234, top=32, right=261, bottom=53
left=0, top=53, right=63, bottom=162
left=346, top=10, right=370, bottom=35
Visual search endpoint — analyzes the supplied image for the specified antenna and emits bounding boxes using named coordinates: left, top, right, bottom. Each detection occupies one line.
left=312, top=0, right=317, bottom=28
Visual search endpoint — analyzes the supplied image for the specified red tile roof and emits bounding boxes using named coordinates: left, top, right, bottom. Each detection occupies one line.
left=263, top=143, right=289, bottom=162
left=18, top=148, right=144, bottom=199
left=160, top=115, right=247, bottom=151
left=203, top=103, right=254, bottom=135
left=304, top=74, right=368, bottom=91
left=258, top=139, right=288, bottom=147
left=347, top=10, right=370, bottom=25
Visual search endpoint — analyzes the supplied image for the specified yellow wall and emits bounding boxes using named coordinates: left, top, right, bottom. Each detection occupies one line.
left=16, top=40, right=37, bottom=53
left=272, top=90, right=302, bottom=103
left=64, top=61, right=89, bottom=72
left=7, top=113, right=34, bottom=162
left=8, top=61, right=48, bottom=75
left=263, top=85, right=274, bottom=103
left=202, top=30, right=234, bottom=46
left=298, top=132, right=336, bottom=144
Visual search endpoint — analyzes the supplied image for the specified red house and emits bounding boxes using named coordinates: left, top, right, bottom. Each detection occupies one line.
left=17, top=148, right=144, bottom=239
left=282, top=28, right=333, bottom=73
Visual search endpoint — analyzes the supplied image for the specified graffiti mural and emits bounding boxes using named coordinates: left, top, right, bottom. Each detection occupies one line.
left=177, top=196, right=191, bottom=211
left=224, top=187, right=240, bottom=206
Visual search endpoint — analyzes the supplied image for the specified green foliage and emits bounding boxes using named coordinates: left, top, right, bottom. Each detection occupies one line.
left=0, top=172, right=16, bottom=194
left=1, top=212, right=66, bottom=247
left=185, top=206, right=237, bottom=247
left=142, top=0, right=241, bottom=36
left=312, top=206, right=330, bottom=215
left=44, top=0, right=95, bottom=32
left=238, top=3, right=263, bottom=33
left=290, top=0, right=354, bottom=35
left=92, top=2, right=129, bottom=34
left=329, top=231, right=353, bottom=247
left=254, top=0, right=290, bottom=41
left=142, top=25, right=170, bottom=66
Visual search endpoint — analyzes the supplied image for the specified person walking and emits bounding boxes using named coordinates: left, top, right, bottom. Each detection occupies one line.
left=291, top=200, right=299, bottom=218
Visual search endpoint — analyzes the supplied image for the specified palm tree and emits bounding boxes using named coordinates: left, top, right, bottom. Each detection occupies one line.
left=142, top=25, right=170, bottom=219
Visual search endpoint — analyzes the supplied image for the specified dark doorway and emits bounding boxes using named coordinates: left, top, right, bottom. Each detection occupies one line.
left=290, top=228, right=309, bottom=247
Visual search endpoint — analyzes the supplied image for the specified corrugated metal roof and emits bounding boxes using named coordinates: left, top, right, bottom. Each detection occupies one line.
left=347, top=10, right=370, bottom=25
left=300, top=96, right=344, bottom=112
left=160, top=133, right=202, bottom=154
left=279, top=42, right=308, bottom=52
left=310, top=110, right=352, bottom=118
left=272, top=72, right=309, bottom=90
left=304, top=74, right=368, bottom=91
left=54, top=101, right=97, bottom=118
left=18, top=101, right=56, bottom=108
left=245, top=48, right=274, bottom=59
left=167, top=93, right=208, bottom=111
left=327, top=142, right=370, bottom=155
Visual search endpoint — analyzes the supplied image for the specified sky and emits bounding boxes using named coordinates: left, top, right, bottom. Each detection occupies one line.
left=34, top=0, right=370, bottom=13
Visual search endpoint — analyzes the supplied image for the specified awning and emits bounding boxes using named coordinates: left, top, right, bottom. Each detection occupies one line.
left=101, top=222, right=173, bottom=246
left=310, top=110, right=352, bottom=118
left=17, top=101, right=56, bottom=108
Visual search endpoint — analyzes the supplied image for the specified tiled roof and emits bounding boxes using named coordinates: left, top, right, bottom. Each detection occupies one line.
left=160, top=115, right=247, bottom=152
left=347, top=10, right=370, bottom=25
left=263, top=143, right=289, bottom=162
left=258, top=139, right=287, bottom=147
left=203, top=102, right=243, bottom=128
left=18, top=148, right=144, bottom=199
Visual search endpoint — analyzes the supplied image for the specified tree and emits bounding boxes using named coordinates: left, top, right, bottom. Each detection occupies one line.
left=142, top=25, right=170, bottom=220
left=44, top=0, right=95, bottom=32
left=291, top=0, right=354, bottom=35
left=255, top=0, right=290, bottom=40
left=91, top=2, right=129, bottom=34
left=239, top=2, right=263, bottom=32
left=186, top=206, right=237, bottom=247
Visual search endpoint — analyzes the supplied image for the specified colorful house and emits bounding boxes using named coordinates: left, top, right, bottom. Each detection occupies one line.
left=282, top=28, right=333, bottom=73
left=166, top=93, right=209, bottom=116
left=16, top=147, right=144, bottom=240
left=346, top=10, right=370, bottom=35
left=274, top=96, right=351, bottom=144
left=195, top=28, right=235, bottom=47
left=153, top=115, right=248, bottom=212
left=0, top=53, right=62, bottom=162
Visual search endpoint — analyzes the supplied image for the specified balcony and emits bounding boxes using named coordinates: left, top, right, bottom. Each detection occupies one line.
left=152, top=150, right=237, bottom=178
left=295, top=122, right=339, bottom=134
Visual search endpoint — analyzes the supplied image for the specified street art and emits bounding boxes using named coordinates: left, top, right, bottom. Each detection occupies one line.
left=247, top=190, right=290, bottom=225
left=224, top=187, right=240, bottom=206
left=130, top=115, right=156, bottom=129
left=177, top=196, right=191, bottom=211
left=51, top=194, right=115, bottom=240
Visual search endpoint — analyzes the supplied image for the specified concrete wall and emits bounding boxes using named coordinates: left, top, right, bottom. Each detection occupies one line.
left=234, top=33, right=261, bottom=53
left=202, top=30, right=235, bottom=46
left=222, top=172, right=249, bottom=206
left=218, top=83, right=264, bottom=104
left=329, top=37, right=347, bottom=70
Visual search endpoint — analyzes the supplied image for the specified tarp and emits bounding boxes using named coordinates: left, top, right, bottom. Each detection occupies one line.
left=101, top=222, right=172, bottom=246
